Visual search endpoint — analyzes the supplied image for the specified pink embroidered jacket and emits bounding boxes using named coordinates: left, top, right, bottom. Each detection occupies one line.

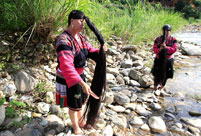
left=153, top=35, right=177, bottom=59
left=56, top=30, right=99, bottom=88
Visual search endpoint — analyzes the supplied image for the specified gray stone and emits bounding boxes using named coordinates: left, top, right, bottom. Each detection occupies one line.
left=136, top=105, right=152, bottom=116
left=181, top=43, right=201, bottom=56
left=121, top=59, right=133, bottom=68
left=14, top=71, right=37, bottom=93
left=0, top=106, right=5, bottom=125
left=2, top=83, right=16, bottom=97
left=102, top=125, right=113, bottom=136
left=181, top=117, right=201, bottom=128
left=37, top=102, right=50, bottom=114
left=0, top=131, right=14, bottom=136
left=148, top=116, right=167, bottom=133
left=116, top=75, right=125, bottom=85
left=114, top=93, right=130, bottom=105
left=130, top=116, right=144, bottom=126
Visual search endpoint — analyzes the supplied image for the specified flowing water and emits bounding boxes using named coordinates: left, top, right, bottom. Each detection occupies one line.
left=164, top=32, right=201, bottom=118
left=173, top=32, right=201, bottom=45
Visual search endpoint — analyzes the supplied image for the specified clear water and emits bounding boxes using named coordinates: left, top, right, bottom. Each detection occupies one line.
left=173, top=32, right=201, bottom=45
left=164, top=33, right=201, bottom=119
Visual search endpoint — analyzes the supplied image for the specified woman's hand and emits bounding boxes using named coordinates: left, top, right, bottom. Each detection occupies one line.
left=160, top=43, right=166, bottom=51
left=79, top=80, right=91, bottom=95
left=103, top=44, right=107, bottom=52
left=79, top=80, right=99, bottom=99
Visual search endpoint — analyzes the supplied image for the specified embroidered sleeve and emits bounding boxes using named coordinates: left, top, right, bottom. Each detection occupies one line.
left=166, top=37, right=177, bottom=54
left=153, top=37, right=161, bottom=55
left=56, top=34, right=82, bottom=88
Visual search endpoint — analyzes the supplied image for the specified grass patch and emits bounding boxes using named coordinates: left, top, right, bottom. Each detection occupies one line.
left=0, top=0, right=188, bottom=45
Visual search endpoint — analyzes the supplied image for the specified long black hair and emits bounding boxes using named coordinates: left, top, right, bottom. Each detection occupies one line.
left=155, top=25, right=169, bottom=87
left=68, top=10, right=106, bottom=126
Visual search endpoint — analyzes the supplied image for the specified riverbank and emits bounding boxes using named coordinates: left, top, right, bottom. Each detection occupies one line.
left=0, top=25, right=201, bottom=136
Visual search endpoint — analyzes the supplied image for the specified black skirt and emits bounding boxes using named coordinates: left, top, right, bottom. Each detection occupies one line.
left=151, top=57, right=174, bottom=79
left=56, top=74, right=88, bottom=111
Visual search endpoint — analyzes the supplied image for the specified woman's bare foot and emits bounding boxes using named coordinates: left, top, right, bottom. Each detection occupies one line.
left=78, top=120, right=86, bottom=128
left=83, top=124, right=94, bottom=131
left=72, top=124, right=83, bottom=135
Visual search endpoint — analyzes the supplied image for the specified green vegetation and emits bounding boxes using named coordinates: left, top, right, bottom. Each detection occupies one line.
left=0, top=0, right=188, bottom=45
left=194, top=93, right=201, bottom=101
left=6, top=100, right=26, bottom=118
left=175, top=0, right=201, bottom=19
left=34, top=81, right=49, bottom=102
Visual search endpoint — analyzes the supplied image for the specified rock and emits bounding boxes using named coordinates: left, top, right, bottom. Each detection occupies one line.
left=181, top=43, right=201, bottom=56
left=130, top=93, right=138, bottom=102
left=173, top=92, right=184, bottom=97
left=129, top=80, right=140, bottom=87
left=0, top=106, right=5, bottom=125
left=107, top=68, right=119, bottom=76
left=175, top=122, right=183, bottom=129
left=50, top=104, right=61, bottom=115
left=114, top=93, right=130, bottom=105
left=130, top=116, right=144, bottom=126
left=104, top=92, right=114, bottom=105
left=138, top=75, right=152, bottom=88
left=110, top=115, right=127, bottom=128
left=130, top=55, right=143, bottom=61
left=46, top=92, right=54, bottom=103
left=189, top=111, right=201, bottom=116
left=0, top=130, right=14, bottom=136
left=96, top=119, right=107, bottom=129
left=121, top=69, right=131, bottom=76
left=45, top=115, right=65, bottom=133
left=15, top=128, right=42, bottom=136
left=132, top=60, right=144, bottom=67
left=121, top=89, right=132, bottom=97
left=124, top=103, right=136, bottom=111
left=140, top=124, right=150, bottom=131
left=148, top=116, right=167, bottom=133
left=181, top=117, right=201, bottom=128
left=102, top=125, right=113, bottom=136
left=14, top=70, right=37, bottom=93
left=110, top=105, right=125, bottom=113
left=123, top=77, right=130, bottom=84
left=121, top=59, right=133, bottom=68
left=129, top=69, right=142, bottom=81
left=2, top=83, right=16, bottom=97
left=32, top=112, right=42, bottom=118
left=116, top=75, right=125, bottom=85
left=40, top=119, right=48, bottom=127
left=106, top=73, right=116, bottom=81
left=107, top=48, right=119, bottom=55
left=37, top=102, right=50, bottom=114
left=136, top=105, right=152, bottom=116
left=150, top=103, right=161, bottom=110
left=188, top=126, right=200, bottom=135
left=121, top=45, right=137, bottom=53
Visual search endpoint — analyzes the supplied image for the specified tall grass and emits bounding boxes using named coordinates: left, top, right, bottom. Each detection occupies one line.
left=87, top=1, right=188, bottom=44
left=0, top=0, right=91, bottom=39
left=0, top=0, right=188, bottom=44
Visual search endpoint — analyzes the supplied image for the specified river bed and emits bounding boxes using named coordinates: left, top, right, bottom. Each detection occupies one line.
left=164, top=32, right=201, bottom=119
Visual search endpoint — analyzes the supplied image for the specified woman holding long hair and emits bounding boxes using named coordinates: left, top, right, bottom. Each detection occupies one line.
left=55, top=10, right=107, bottom=134
left=152, top=24, right=177, bottom=91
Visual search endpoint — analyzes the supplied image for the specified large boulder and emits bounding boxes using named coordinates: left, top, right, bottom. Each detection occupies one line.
left=181, top=43, right=201, bottom=56
left=14, top=70, right=37, bottom=93
left=0, top=105, right=5, bottom=125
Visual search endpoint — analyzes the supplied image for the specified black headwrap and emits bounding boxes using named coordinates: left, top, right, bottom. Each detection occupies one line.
left=68, top=10, right=85, bottom=25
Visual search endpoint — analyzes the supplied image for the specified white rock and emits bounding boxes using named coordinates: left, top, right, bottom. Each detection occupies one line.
left=148, top=116, right=167, bottom=133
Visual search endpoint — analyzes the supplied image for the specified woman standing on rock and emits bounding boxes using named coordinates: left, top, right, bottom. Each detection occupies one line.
left=152, top=24, right=177, bottom=91
left=55, top=10, right=107, bottom=135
